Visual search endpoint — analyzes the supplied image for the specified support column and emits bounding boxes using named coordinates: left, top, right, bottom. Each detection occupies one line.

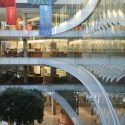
left=23, top=13, right=27, bottom=30
left=66, top=72, right=73, bottom=82
left=51, top=98, right=56, bottom=115
left=51, top=67, right=56, bottom=83
left=51, top=67, right=56, bottom=77
left=23, top=38, right=27, bottom=57
left=0, top=41, right=1, bottom=75
left=0, top=41, right=1, bottom=57
left=24, top=66, right=27, bottom=83
left=23, top=38, right=28, bottom=83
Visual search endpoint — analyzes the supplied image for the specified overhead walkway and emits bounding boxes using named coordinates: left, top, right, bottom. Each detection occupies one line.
left=0, top=57, right=120, bottom=125
left=83, top=64, right=125, bottom=82
left=0, top=84, right=125, bottom=93
left=0, top=84, right=83, bottom=125
left=0, top=28, right=125, bottom=38
left=28, top=0, right=57, bottom=4
left=56, top=57, right=125, bottom=83
left=28, top=0, right=84, bottom=4
left=56, top=57, right=125, bottom=66
left=0, top=26, right=125, bottom=38
left=0, top=84, right=84, bottom=92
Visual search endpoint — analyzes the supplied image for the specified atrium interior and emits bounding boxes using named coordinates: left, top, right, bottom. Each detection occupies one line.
left=0, top=0, right=125, bottom=125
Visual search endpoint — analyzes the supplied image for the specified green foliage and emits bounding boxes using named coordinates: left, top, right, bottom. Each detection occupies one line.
left=0, top=88, right=45, bottom=124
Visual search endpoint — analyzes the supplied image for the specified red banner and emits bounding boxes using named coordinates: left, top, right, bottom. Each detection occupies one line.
left=0, top=0, right=15, bottom=7
left=6, top=0, right=16, bottom=25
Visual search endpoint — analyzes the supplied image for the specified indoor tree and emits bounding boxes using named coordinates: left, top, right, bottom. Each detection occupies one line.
left=0, top=88, right=45, bottom=125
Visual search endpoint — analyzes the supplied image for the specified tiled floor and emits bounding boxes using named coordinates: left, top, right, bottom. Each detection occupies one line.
left=42, top=106, right=60, bottom=125
left=41, top=105, right=98, bottom=125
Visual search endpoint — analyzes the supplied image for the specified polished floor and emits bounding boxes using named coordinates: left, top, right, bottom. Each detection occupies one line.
left=41, top=105, right=99, bottom=125
left=41, top=104, right=125, bottom=125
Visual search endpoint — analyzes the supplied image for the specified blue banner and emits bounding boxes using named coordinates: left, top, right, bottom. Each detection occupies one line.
left=39, top=3, right=52, bottom=37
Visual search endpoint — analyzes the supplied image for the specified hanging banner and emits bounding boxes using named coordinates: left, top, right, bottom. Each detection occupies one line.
left=6, top=0, right=16, bottom=25
left=0, top=0, right=15, bottom=7
left=39, top=2, right=52, bottom=37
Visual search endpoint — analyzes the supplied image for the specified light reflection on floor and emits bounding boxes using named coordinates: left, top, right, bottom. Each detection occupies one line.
left=41, top=105, right=125, bottom=125
left=41, top=105, right=99, bottom=125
